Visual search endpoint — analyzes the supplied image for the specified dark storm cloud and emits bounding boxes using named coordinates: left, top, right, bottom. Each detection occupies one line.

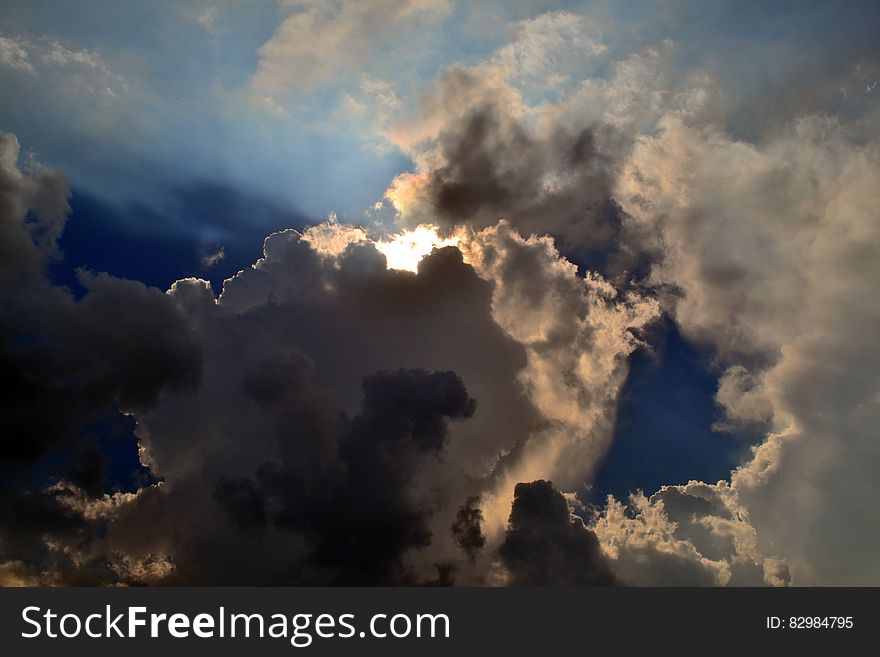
left=0, top=269, right=202, bottom=466
left=0, top=132, right=201, bottom=467
left=212, top=477, right=268, bottom=533
left=425, top=96, right=617, bottom=254
left=498, top=480, right=617, bottom=586
left=451, top=495, right=486, bottom=563
left=225, top=369, right=477, bottom=585
left=0, top=100, right=651, bottom=584
left=85, top=230, right=544, bottom=585
left=0, top=131, right=202, bottom=581
left=155, top=367, right=478, bottom=585
left=0, top=132, right=69, bottom=290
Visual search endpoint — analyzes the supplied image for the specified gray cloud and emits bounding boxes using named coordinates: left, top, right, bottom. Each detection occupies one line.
left=0, top=131, right=201, bottom=584
left=84, top=232, right=545, bottom=585
left=378, top=13, right=880, bottom=587
left=607, top=113, right=880, bottom=585
left=213, top=368, right=477, bottom=584
left=498, top=480, right=617, bottom=586
left=386, top=67, right=624, bottom=259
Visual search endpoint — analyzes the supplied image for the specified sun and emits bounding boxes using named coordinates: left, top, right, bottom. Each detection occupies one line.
left=374, top=224, right=459, bottom=273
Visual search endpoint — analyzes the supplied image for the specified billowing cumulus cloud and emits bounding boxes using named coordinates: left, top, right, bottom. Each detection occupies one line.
left=98, top=235, right=535, bottom=584
left=0, top=137, right=658, bottom=583
left=3, top=2, right=880, bottom=589
left=384, top=65, right=622, bottom=255
left=90, top=218, right=654, bottom=585
left=592, top=482, right=789, bottom=586
left=456, top=222, right=658, bottom=537
left=383, top=38, right=708, bottom=273
left=499, top=480, right=616, bottom=586
left=605, top=114, right=880, bottom=585
left=377, top=11, right=880, bottom=586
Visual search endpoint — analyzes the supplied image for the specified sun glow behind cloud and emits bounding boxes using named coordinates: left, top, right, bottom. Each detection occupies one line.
left=375, top=224, right=459, bottom=272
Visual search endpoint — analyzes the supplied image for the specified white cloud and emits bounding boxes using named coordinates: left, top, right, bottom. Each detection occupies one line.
left=455, top=222, right=659, bottom=536
left=0, top=34, right=128, bottom=97
left=251, top=0, right=451, bottom=102
left=0, top=35, right=35, bottom=74
left=612, top=113, right=880, bottom=585
left=492, top=11, right=606, bottom=93
left=300, top=215, right=368, bottom=257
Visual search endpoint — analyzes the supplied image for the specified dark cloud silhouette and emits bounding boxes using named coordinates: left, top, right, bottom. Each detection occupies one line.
left=193, top=369, right=477, bottom=584
left=267, top=369, right=476, bottom=584
left=451, top=495, right=486, bottom=563
left=0, top=132, right=201, bottom=467
left=499, top=480, right=617, bottom=586
left=0, top=268, right=202, bottom=468
left=213, top=477, right=268, bottom=533
left=0, top=132, right=202, bottom=580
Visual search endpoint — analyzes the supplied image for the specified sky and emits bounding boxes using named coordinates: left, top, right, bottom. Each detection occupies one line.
left=1, top=0, right=879, bottom=586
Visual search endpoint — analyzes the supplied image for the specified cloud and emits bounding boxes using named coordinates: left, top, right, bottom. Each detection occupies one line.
left=450, top=495, right=486, bottom=563
left=200, top=247, right=225, bottom=268
left=147, top=219, right=653, bottom=590
left=592, top=482, right=787, bottom=586
left=0, top=560, right=56, bottom=586
left=384, top=66, right=626, bottom=259
left=0, top=177, right=657, bottom=585
left=382, top=36, right=707, bottom=270
left=498, top=479, right=616, bottom=586
left=300, top=214, right=368, bottom=256
left=251, top=0, right=451, bottom=102
left=609, top=112, right=880, bottom=585
left=196, top=5, right=226, bottom=39
left=492, top=11, right=606, bottom=94
left=214, top=367, right=477, bottom=584
left=0, top=131, right=201, bottom=580
left=457, top=222, right=659, bottom=536
left=8, top=3, right=876, bottom=588
left=0, top=34, right=127, bottom=96
left=377, top=20, right=879, bottom=586
left=331, top=75, right=405, bottom=151
left=89, top=230, right=542, bottom=584
left=375, top=18, right=880, bottom=586
left=0, top=36, right=35, bottom=74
